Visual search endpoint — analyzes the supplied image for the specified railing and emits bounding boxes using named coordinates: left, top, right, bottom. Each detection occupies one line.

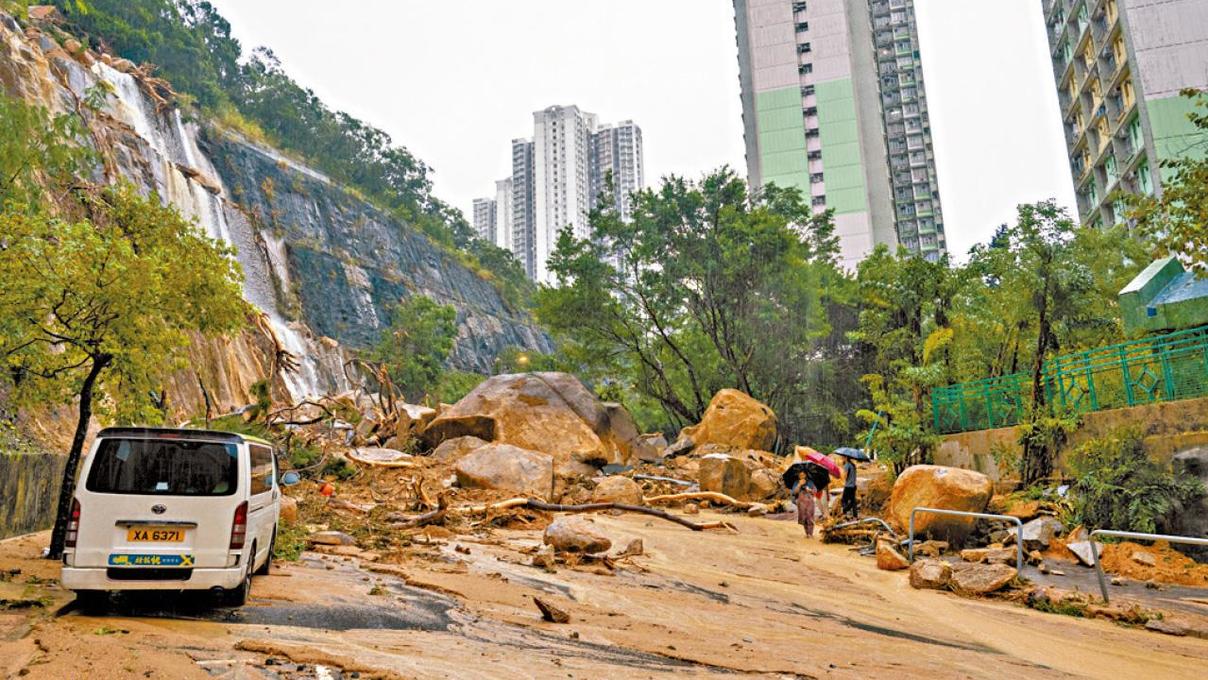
left=908, top=508, right=1024, bottom=572
left=1088, top=529, right=1208, bottom=603
left=932, top=324, right=1208, bottom=433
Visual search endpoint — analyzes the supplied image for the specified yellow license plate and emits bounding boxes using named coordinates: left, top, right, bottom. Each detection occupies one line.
left=127, top=527, right=185, bottom=543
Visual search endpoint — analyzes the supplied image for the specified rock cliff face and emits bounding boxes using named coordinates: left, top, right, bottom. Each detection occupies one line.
left=0, top=12, right=550, bottom=415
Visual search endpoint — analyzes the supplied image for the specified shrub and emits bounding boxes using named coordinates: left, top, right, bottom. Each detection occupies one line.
left=1068, top=427, right=1204, bottom=533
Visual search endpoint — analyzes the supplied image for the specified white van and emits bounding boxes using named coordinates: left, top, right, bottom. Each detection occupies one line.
left=61, top=427, right=282, bottom=607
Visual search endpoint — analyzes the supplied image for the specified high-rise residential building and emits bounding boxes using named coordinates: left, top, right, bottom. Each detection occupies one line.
left=533, top=105, right=599, bottom=283
left=591, top=121, right=646, bottom=222
left=484, top=107, right=646, bottom=283
left=1042, top=0, right=1208, bottom=227
left=494, top=178, right=513, bottom=251
left=510, top=138, right=537, bottom=279
left=733, top=0, right=947, bottom=267
left=471, top=197, right=496, bottom=243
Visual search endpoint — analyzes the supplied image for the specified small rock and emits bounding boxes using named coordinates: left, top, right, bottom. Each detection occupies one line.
left=531, top=546, right=557, bottom=572
left=543, top=516, right=612, bottom=554
left=279, top=494, right=298, bottom=524
left=613, top=538, right=644, bottom=559
left=1111, top=576, right=1125, bottom=586
left=1038, top=562, right=1050, bottom=575
left=908, top=559, right=952, bottom=590
left=1066, top=540, right=1097, bottom=567
left=876, top=540, right=910, bottom=571
left=683, top=503, right=700, bottom=515
left=949, top=563, right=1017, bottom=596
left=533, top=596, right=570, bottom=623
left=1010, top=516, right=1065, bottom=551
left=1049, top=569, right=1066, bottom=576
left=308, top=530, right=356, bottom=546
left=914, top=540, right=949, bottom=558
left=1130, top=551, right=1156, bottom=567
left=1146, top=618, right=1188, bottom=637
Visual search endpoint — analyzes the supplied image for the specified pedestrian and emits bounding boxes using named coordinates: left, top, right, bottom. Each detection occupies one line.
left=841, top=456, right=858, bottom=519
left=806, top=460, right=831, bottom=522
left=791, top=470, right=817, bottom=538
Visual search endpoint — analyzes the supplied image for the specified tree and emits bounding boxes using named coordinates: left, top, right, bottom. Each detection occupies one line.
left=0, top=95, right=92, bottom=209
left=536, top=169, right=848, bottom=445
left=365, top=295, right=457, bottom=403
left=0, top=185, right=247, bottom=558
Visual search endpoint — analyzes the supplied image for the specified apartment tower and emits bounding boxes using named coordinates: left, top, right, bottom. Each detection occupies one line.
left=484, top=108, right=646, bottom=283
left=471, top=197, right=497, bottom=244
left=1042, top=0, right=1208, bottom=226
left=733, top=0, right=947, bottom=266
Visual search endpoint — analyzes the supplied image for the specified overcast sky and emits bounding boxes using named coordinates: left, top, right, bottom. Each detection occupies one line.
left=207, top=0, right=1076, bottom=259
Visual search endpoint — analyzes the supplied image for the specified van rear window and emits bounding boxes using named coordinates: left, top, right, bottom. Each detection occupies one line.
left=86, top=438, right=238, bottom=496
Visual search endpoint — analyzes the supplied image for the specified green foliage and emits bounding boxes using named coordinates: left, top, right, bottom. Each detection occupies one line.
left=536, top=170, right=853, bottom=446
left=364, top=295, right=457, bottom=402
left=432, top=369, right=486, bottom=405
left=201, top=413, right=270, bottom=441
left=0, top=183, right=248, bottom=424
left=272, top=521, right=308, bottom=562
left=1129, top=89, right=1208, bottom=271
left=1069, top=428, right=1205, bottom=533
left=0, top=95, right=94, bottom=210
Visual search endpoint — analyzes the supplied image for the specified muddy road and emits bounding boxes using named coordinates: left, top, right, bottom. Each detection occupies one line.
left=1, top=512, right=1205, bottom=679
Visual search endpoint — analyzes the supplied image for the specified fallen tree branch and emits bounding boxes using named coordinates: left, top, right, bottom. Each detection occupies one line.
left=644, top=491, right=763, bottom=511
left=633, top=474, right=696, bottom=488
left=386, top=497, right=735, bottom=532
left=521, top=500, right=735, bottom=532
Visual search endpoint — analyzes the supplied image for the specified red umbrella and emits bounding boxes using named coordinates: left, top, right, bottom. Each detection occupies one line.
left=803, top=450, right=842, bottom=478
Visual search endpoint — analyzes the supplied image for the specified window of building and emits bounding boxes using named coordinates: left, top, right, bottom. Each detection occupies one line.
left=811, top=195, right=826, bottom=207
left=795, top=22, right=809, bottom=33
left=805, top=128, right=820, bottom=138
left=803, top=106, right=818, bottom=117
left=807, top=150, right=822, bottom=160
left=798, top=63, right=813, bottom=75
left=798, top=43, right=812, bottom=55
left=793, top=1, right=807, bottom=12
left=809, top=173, right=824, bottom=184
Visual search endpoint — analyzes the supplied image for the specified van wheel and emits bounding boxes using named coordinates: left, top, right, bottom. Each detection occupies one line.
left=224, top=544, right=254, bottom=607
left=75, top=590, right=108, bottom=612
left=255, top=530, right=275, bottom=576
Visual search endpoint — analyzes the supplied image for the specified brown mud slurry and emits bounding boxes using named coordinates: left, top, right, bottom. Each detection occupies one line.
left=1, top=515, right=1206, bottom=679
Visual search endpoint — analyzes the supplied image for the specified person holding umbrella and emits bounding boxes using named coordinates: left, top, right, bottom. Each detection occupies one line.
left=834, top=447, right=871, bottom=519
left=786, top=465, right=819, bottom=537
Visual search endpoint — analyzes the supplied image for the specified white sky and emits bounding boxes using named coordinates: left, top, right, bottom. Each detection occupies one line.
left=207, top=0, right=1076, bottom=259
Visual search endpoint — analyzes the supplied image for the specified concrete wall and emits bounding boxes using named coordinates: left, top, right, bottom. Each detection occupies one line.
left=936, top=395, right=1208, bottom=481
left=0, top=450, right=67, bottom=540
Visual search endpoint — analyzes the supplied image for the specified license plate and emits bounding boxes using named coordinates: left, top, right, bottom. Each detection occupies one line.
left=127, top=527, right=185, bottom=543
left=108, top=553, right=194, bottom=567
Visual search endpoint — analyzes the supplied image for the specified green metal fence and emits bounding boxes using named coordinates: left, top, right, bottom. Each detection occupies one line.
left=931, top=325, right=1208, bottom=434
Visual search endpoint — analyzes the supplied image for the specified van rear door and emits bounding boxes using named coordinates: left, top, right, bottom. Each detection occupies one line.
left=75, top=436, right=242, bottom=570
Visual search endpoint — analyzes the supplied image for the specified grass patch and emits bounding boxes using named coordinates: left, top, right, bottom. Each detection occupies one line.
left=273, top=521, right=309, bottom=562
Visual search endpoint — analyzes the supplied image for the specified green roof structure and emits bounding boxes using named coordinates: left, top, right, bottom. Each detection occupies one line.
left=1120, top=257, right=1208, bottom=336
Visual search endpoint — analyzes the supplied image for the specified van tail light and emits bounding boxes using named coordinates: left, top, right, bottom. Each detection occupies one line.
left=65, top=499, right=81, bottom=548
left=229, top=501, right=248, bottom=550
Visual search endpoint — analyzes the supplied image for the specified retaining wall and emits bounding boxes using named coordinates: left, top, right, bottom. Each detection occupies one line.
left=0, top=450, right=66, bottom=540
left=935, top=395, right=1208, bottom=481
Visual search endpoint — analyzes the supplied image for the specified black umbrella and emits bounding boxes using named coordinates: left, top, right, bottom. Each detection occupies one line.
left=833, top=447, right=871, bottom=462
left=782, top=462, right=830, bottom=490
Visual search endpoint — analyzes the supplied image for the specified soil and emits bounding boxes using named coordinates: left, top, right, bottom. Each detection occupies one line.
left=1098, top=541, right=1208, bottom=587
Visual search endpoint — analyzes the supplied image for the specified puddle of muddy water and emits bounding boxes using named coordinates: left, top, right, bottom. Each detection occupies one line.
left=60, top=584, right=457, bottom=632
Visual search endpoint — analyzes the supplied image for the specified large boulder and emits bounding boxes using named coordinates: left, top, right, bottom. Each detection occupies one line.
left=949, top=563, right=1017, bottom=596
left=422, top=373, right=642, bottom=467
left=543, top=516, right=612, bottom=554
left=679, top=389, right=777, bottom=451
left=876, top=539, right=910, bottom=571
left=591, top=476, right=644, bottom=505
left=1008, top=516, right=1065, bottom=551
left=431, top=435, right=489, bottom=461
left=454, top=443, right=554, bottom=500
left=698, top=454, right=752, bottom=499
left=887, top=465, right=993, bottom=541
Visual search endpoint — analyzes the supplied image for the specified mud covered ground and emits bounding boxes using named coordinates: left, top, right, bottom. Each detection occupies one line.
left=1, top=513, right=1206, bottom=679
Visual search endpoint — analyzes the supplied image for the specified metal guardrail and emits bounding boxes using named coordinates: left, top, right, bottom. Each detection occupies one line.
left=1088, top=529, right=1208, bottom=603
left=932, top=324, right=1208, bottom=433
left=909, top=507, right=1024, bottom=573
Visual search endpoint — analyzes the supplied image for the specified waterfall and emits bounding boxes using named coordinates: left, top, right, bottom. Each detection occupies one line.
left=83, top=62, right=344, bottom=401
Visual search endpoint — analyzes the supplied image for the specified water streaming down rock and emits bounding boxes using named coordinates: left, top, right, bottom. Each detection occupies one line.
left=0, top=14, right=551, bottom=413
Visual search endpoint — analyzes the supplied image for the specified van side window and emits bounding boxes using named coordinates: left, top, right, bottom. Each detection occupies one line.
left=249, top=445, right=274, bottom=495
